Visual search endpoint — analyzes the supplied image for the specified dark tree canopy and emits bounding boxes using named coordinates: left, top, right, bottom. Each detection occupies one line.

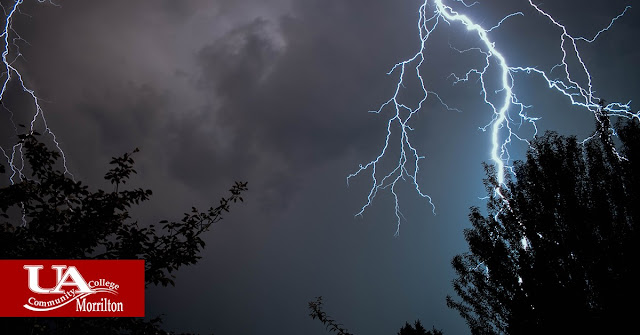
left=447, top=118, right=640, bottom=334
left=0, top=133, right=247, bottom=334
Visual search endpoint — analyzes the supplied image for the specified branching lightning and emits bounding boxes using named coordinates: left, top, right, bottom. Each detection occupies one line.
left=349, top=0, right=638, bottom=235
left=0, top=0, right=70, bottom=185
left=0, top=1, right=636, bottom=236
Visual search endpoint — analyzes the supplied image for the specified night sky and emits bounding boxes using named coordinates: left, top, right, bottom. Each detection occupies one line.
left=1, top=0, right=638, bottom=334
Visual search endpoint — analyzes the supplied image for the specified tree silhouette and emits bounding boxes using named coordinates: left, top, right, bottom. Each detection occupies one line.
left=308, top=297, right=443, bottom=335
left=0, top=132, right=247, bottom=334
left=397, top=320, right=442, bottom=335
left=308, top=297, right=353, bottom=335
left=446, top=118, right=640, bottom=334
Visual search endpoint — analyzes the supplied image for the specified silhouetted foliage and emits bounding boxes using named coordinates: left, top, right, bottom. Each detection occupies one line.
left=0, top=132, right=247, bottom=334
left=397, top=320, right=442, bottom=335
left=447, top=118, right=640, bottom=334
left=308, top=297, right=353, bottom=335
left=308, top=297, right=444, bottom=335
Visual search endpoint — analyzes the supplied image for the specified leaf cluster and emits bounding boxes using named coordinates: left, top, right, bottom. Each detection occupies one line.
left=447, top=118, right=640, bottom=334
left=308, top=297, right=353, bottom=335
left=0, top=133, right=247, bottom=334
left=397, top=320, right=443, bottom=335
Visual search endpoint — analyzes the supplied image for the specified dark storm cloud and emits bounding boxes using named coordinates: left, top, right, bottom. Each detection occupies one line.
left=16, top=0, right=388, bottom=201
left=13, top=0, right=417, bottom=208
left=12, top=0, right=297, bottom=197
left=164, top=0, right=413, bottom=208
left=4, top=0, right=638, bottom=334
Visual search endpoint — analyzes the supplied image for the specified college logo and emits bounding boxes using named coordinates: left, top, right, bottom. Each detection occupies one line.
left=0, top=260, right=144, bottom=317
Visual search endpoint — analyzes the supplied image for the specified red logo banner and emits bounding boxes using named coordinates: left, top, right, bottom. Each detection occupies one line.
left=0, top=260, right=144, bottom=317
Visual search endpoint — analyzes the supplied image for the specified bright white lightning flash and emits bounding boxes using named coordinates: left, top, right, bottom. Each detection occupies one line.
left=349, top=0, right=637, bottom=235
left=1, top=0, right=71, bottom=184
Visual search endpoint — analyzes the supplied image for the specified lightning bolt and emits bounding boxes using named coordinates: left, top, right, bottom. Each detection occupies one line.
left=1, top=0, right=71, bottom=185
left=349, top=0, right=637, bottom=234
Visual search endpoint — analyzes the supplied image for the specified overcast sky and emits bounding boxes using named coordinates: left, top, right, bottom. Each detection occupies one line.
left=1, top=0, right=638, bottom=334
